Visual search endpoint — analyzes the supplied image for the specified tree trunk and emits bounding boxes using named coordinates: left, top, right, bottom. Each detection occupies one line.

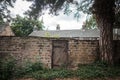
left=96, top=15, right=114, bottom=64
left=94, top=0, right=115, bottom=64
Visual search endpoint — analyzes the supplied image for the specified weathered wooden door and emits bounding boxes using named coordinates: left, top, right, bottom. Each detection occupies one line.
left=52, top=40, right=68, bottom=68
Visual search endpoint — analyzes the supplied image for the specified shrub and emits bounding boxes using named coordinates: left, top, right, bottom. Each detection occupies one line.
left=1, top=58, right=120, bottom=80
left=22, top=61, right=120, bottom=79
left=0, top=56, right=44, bottom=79
left=32, top=69, right=74, bottom=79
left=0, top=58, right=16, bottom=80
left=14, top=61, right=43, bottom=78
left=77, top=61, right=120, bottom=78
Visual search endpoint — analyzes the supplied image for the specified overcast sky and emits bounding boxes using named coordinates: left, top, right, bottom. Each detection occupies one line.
left=9, top=0, right=86, bottom=30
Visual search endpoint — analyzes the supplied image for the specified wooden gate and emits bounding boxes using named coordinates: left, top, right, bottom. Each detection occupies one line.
left=52, top=40, right=68, bottom=68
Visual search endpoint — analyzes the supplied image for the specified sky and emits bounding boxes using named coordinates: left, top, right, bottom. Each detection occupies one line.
left=9, top=0, right=87, bottom=30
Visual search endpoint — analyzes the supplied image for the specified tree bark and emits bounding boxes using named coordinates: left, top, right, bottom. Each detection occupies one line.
left=94, top=0, right=115, bottom=64
left=96, top=15, right=114, bottom=64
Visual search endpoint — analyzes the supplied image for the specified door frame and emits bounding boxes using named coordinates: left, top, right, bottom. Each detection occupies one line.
left=51, top=40, right=68, bottom=68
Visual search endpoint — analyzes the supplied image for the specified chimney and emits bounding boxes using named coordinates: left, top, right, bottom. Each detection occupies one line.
left=56, top=24, right=60, bottom=30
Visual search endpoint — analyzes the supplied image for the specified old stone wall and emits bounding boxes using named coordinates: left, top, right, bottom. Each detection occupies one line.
left=0, top=37, right=52, bottom=68
left=0, top=37, right=119, bottom=68
left=68, top=40, right=99, bottom=68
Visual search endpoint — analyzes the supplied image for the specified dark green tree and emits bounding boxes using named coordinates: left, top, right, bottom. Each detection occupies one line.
left=11, top=15, right=44, bottom=36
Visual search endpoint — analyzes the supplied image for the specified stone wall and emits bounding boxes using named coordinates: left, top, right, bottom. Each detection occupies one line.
left=0, top=37, right=119, bottom=68
left=68, top=40, right=99, bottom=68
left=0, top=37, right=52, bottom=68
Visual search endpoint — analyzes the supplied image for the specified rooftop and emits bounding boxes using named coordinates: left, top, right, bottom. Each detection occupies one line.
left=29, top=29, right=100, bottom=38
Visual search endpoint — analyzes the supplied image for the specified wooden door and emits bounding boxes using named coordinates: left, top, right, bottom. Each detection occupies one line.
left=52, top=40, right=68, bottom=68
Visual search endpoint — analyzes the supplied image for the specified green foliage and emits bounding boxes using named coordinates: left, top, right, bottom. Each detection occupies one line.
left=0, top=56, right=44, bottom=79
left=11, top=15, right=44, bottom=37
left=115, top=0, right=120, bottom=28
left=11, top=16, right=33, bottom=36
left=0, top=0, right=16, bottom=22
left=77, top=61, right=120, bottom=78
left=0, top=19, right=4, bottom=24
left=0, top=57, right=16, bottom=80
left=24, top=0, right=73, bottom=19
left=45, top=32, right=51, bottom=37
left=83, top=15, right=97, bottom=29
left=28, top=62, right=120, bottom=79
left=14, top=61, right=43, bottom=78
left=31, top=69, right=73, bottom=79
left=0, top=58, right=120, bottom=80
left=45, top=32, right=60, bottom=38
